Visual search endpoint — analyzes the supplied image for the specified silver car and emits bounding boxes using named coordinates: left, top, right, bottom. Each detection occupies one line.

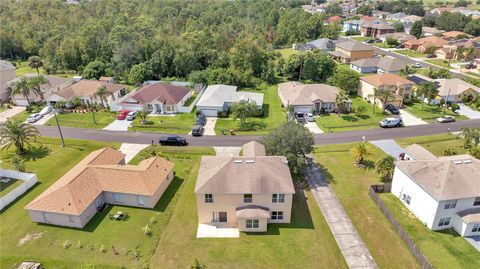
left=126, top=111, right=137, bottom=121
left=305, top=113, right=315, bottom=122
left=436, top=116, right=455, bottom=123
left=379, top=117, right=403, bottom=128
left=27, top=113, right=43, bottom=123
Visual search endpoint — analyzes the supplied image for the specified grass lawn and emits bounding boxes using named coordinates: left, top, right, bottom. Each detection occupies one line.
left=0, top=179, right=23, bottom=198
left=11, top=111, right=30, bottom=122
left=380, top=193, right=480, bottom=269
left=404, top=100, right=467, bottom=122
left=395, top=50, right=427, bottom=58
left=214, top=84, right=286, bottom=135
left=276, top=48, right=300, bottom=59
left=13, top=61, right=74, bottom=78
left=130, top=113, right=196, bottom=134
left=183, top=94, right=197, bottom=106
left=467, top=72, right=480, bottom=78
left=373, top=42, right=395, bottom=49
left=0, top=138, right=216, bottom=268
left=149, top=153, right=347, bottom=269
left=313, top=143, right=420, bottom=269
left=396, top=133, right=467, bottom=156
left=351, top=36, right=370, bottom=42
left=315, top=96, right=388, bottom=133
left=46, top=111, right=116, bottom=129
left=425, top=59, right=458, bottom=69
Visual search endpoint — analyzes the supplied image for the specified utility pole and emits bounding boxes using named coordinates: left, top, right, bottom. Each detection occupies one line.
left=442, top=88, right=451, bottom=115
left=92, top=108, right=97, bottom=124
left=53, top=109, right=65, bottom=147
left=298, top=57, right=304, bottom=81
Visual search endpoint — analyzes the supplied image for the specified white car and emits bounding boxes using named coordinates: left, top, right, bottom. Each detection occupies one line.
left=126, top=111, right=137, bottom=121
left=27, top=113, right=43, bottom=123
left=413, top=62, right=423, bottom=68
left=437, top=115, right=455, bottom=123
left=379, top=117, right=403, bottom=128
left=305, top=113, right=315, bottom=122
left=39, top=105, right=52, bottom=116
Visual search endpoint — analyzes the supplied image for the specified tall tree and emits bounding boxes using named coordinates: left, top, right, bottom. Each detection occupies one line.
left=82, top=61, right=106, bottom=80
left=0, top=119, right=40, bottom=154
left=416, top=82, right=439, bottom=108
left=335, top=90, right=350, bottom=113
left=27, top=75, right=50, bottom=101
left=375, top=156, right=395, bottom=182
left=327, top=69, right=360, bottom=93
left=410, top=21, right=423, bottom=39
left=11, top=77, right=33, bottom=107
left=231, top=100, right=258, bottom=129
left=95, top=86, right=109, bottom=108
left=28, top=56, right=43, bottom=74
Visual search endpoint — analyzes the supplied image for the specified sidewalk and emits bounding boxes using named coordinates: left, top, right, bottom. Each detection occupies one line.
left=305, top=163, right=378, bottom=269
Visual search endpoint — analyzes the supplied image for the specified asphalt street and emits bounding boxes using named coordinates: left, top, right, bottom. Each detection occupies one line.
left=36, top=119, right=480, bottom=147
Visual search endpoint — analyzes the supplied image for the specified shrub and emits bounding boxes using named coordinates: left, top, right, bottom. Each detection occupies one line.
left=11, top=155, right=26, bottom=172
left=451, top=103, right=460, bottom=112
left=76, top=241, right=83, bottom=249
left=353, top=105, right=367, bottom=116
left=99, top=244, right=106, bottom=253
left=143, top=225, right=152, bottom=236
left=443, top=147, right=457, bottom=156
left=386, top=36, right=399, bottom=46
left=150, top=216, right=157, bottom=224
left=63, top=240, right=72, bottom=249
left=468, top=146, right=480, bottom=158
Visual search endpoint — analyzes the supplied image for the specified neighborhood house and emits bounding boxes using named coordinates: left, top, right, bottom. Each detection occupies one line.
left=329, top=40, right=375, bottom=63
left=359, top=73, right=415, bottom=108
left=25, top=148, right=174, bottom=228
left=194, top=142, right=295, bottom=232
left=9, top=74, right=73, bottom=106
left=392, top=145, right=480, bottom=237
left=0, top=60, right=16, bottom=103
left=434, top=78, right=480, bottom=104
left=196, top=84, right=263, bottom=117
left=350, top=56, right=407, bottom=74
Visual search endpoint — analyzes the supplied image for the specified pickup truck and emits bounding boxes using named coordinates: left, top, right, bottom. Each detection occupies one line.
left=295, top=112, right=306, bottom=123
left=159, top=135, right=188, bottom=146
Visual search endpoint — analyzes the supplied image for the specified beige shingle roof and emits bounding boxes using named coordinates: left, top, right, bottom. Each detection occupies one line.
left=396, top=154, right=480, bottom=200
left=404, top=144, right=437, bottom=160
left=278, top=82, right=344, bottom=105
left=436, top=78, right=480, bottom=96
left=55, top=80, right=124, bottom=100
left=25, top=148, right=174, bottom=215
left=242, top=141, right=266, bottom=157
left=236, top=205, right=270, bottom=219
left=361, top=73, right=414, bottom=87
left=335, top=40, right=375, bottom=52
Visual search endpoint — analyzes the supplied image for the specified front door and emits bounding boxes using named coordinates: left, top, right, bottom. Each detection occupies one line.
left=212, top=212, right=227, bottom=223
left=315, top=102, right=321, bottom=114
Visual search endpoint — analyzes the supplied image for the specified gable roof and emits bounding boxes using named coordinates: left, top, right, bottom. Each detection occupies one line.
left=55, top=80, right=124, bottom=100
left=10, top=74, right=73, bottom=100
left=196, top=84, right=263, bottom=108
left=350, top=58, right=380, bottom=68
left=436, top=78, right=480, bottom=96
left=362, top=22, right=395, bottom=30
left=396, top=154, right=480, bottom=201
left=0, top=60, right=15, bottom=71
left=351, top=57, right=407, bottom=72
left=129, top=83, right=191, bottom=105
left=278, top=82, right=344, bottom=105
left=336, top=40, right=375, bottom=52
left=307, top=38, right=335, bottom=50
left=404, top=144, right=437, bottom=160
left=442, top=31, right=472, bottom=39
left=361, top=73, right=414, bottom=87
left=25, top=148, right=174, bottom=215
left=242, top=141, right=266, bottom=157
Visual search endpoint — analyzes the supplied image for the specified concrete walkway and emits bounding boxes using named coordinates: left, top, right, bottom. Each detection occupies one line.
left=118, top=143, right=149, bottom=163
left=306, top=163, right=378, bottom=269
left=196, top=223, right=239, bottom=238
left=103, top=119, right=132, bottom=131
left=399, top=109, right=428, bottom=126
left=0, top=106, right=26, bottom=123
left=457, top=104, right=480, bottom=119
left=370, top=139, right=405, bottom=160
left=213, top=147, right=241, bottom=157
left=305, top=120, right=324, bottom=134
left=204, top=117, right=217, bottom=136
left=464, top=236, right=480, bottom=252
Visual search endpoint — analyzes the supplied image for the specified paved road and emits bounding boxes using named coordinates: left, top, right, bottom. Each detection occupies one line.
left=35, top=119, right=480, bottom=146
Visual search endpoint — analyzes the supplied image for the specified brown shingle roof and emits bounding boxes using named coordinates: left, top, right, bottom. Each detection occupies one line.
left=442, top=31, right=472, bottom=39
left=25, top=148, right=174, bottom=215
left=377, top=57, right=407, bottom=72
left=360, top=73, right=414, bottom=87
left=129, top=83, right=191, bottom=105
left=335, top=40, right=375, bottom=52
left=236, top=205, right=270, bottom=219
left=56, top=80, right=124, bottom=100
left=278, top=82, right=345, bottom=105
left=242, top=141, right=266, bottom=157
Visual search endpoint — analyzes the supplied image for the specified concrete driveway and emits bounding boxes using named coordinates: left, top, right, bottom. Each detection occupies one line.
left=305, top=120, right=324, bottom=134
left=203, top=117, right=217, bottom=136
left=30, top=113, right=54, bottom=126
left=103, top=119, right=132, bottom=131
left=399, top=109, right=428, bottom=126
left=457, top=104, right=480, bottom=119
left=118, top=143, right=149, bottom=163
left=370, top=139, right=405, bottom=160
left=0, top=106, right=26, bottom=123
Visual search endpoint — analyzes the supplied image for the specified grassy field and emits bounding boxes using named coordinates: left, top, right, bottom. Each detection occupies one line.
left=380, top=193, right=480, bottom=269
left=11, top=111, right=30, bottom=122
left=425, top=59, right=458, bottom=69
left=214, top=84, right=286, bottom=135
left=395, top=50, right=427, bottom=58
left=313, top=143, right=420, bottom=269
left=396, top=133, right=467, bottom=156
left=351, top=36, right=370, bottom=42
left=13, top=61, right=75, bottom=78
left=46, top=111, right=116, bottom=129
left=315, top=97, right=388, bottom=133
left=276, top=48, right=300, bottom=59
left=0, top=179, right=22, bottom=198
left=130, top=113, right=196, bottom=134
left=404, top=100, right=467, bottom=122
left=373, top=42, right=395, bottom=49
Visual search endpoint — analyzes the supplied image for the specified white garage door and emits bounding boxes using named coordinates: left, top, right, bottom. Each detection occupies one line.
left=200, top=109, right=218, bottom=117
left=13, top=99, right=29, bottom=106
left=294, top=106, right=312, bottom=113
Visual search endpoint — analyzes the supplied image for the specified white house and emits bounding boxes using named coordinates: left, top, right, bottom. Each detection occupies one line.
left=196, top=85, right=263, bottom=117
left=391, top=145, right=480, bottom=237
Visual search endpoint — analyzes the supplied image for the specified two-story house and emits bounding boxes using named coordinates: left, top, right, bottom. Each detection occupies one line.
left=328, top=40, right=375, bottom=63
left=392, top=145, right=480, bottom=237
left=359, top=73, right=415, bottom=108
left=194, top=141, right=295, bottom=233
left=360, top=22, right=395, bottom=38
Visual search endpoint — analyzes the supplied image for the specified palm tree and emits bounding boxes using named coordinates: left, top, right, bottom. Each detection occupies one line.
left=95, top=86, right=108, bottom=108
left=372, top=88, right=381, bottom=114
left=286, top=104, right=295, bottom=120
left=351, top=142, right=370, bottom=165
left=11, top=76, right=33, bottom=107
left=28, top=56, right=43, bottom=74
left=191, top=258, right=206, bottom=269
left=27, top=75, right=50, bottom=101
left=462, top=128, right=480, bottom=148
left=0, top=119, right=40, bottom=154
left=399, top=65, right=414, bottom=77
left=375, top=156, right=395, bottom=182
left=335, top=90, right=350, bottom=114
left=463, top=47, right=476, bottom=61
left=137, top=109, right=149, bottom=124
left=378, top=88, right=394, bottom=110
left=416, top=82, right=439, bottom=108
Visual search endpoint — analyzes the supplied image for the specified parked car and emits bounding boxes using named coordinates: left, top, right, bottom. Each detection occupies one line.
left=374, top=39, right=382, bottom=43
left=191, top=124, right=204, bottom=136
left=305, top=113, right=314, bottom=122
left=295, top=112, right=306, bottom=123
left=426, top=54, right=436, bottom=58
left=196, top=114, right=206, bottom=125
left=384, top=104, right=400, bottom=115
left=159, top=135, right=188, bottom=146
left=395, top=45, right=404, bottom=49
left=413, top=63, right=423, bottom=68
left=116, top=109, right=130, bottom=120
left=27, top=113, right=43, bottom=123
left=379, top=117, right=403, bottom=128
left=436, top=115, right=456, bottom=123
left=39, top=105, right=52, bottom=116
left=373, top=54, right=382, bottom=58
left=126, top=111, right=137, bottom=121
left=366, top=39, right=375, bottom=43
left=465, top=63, right=476, bottom=69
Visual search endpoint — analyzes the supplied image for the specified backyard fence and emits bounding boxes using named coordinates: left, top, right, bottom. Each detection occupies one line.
left=0, top=169, right=38, bottom=211
left=176, top=84, right=206, bottom=113
left=369, top=184, right=434, bottom=269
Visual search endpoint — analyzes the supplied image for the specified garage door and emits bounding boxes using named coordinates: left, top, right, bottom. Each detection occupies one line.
left=200, top=109, right=218, bottom=117
left=294, top=106, right=312, bottom=113
left=13, top=99, right=29, bottom=106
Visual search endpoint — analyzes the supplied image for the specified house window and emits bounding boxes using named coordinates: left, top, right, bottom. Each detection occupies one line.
left=438, top=217, right=451, bottom=227
left=472, top=224, right=480, bottom=233
left=271, top=211, right=284, bottom=220
left=272, top=194, right=285, bottom=203
left=205, top=194, right=213, bottom=203
left=246, top=219, right=259, bottom=229
left=474, top=197, right=480, bottom=206
left=244, top=194, right=252, bottom=203
left=401, top=194, right=412, bottom=205
left=444, top=200, right=457, bottom=209
left=212, top=212, right=227, bottom=222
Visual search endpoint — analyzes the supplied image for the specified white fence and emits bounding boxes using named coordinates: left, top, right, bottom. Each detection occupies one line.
left=0, top=169, right=38, bottom=211
left=177, top=85, right=207, bottom=113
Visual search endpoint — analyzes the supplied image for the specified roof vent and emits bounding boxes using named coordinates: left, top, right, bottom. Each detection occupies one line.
left=453, top=160, right=463, bottom=165
left=246, top=160, right=255, bottom=164
left=234, top=160, right=243, bottom=164
left=463, top=159, right=472, bottom=164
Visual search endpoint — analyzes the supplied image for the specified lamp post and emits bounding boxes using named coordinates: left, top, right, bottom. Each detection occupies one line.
left=52, top=108, right=65, bottom=147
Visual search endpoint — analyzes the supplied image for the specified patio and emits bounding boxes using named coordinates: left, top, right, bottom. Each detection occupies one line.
left=465, top=236, right=480, bottom=252
left=196, top=223, right=240, bottom=238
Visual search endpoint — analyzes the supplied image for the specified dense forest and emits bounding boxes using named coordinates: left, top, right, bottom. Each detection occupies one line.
left=0, top=0, right=343, bottom=85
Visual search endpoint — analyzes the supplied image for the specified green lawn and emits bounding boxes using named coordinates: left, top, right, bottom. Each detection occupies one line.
left=403, top=100, right=467, bottom=122
left=0, top=179, right=22, bottom=198
left=14, top=61, right=74, bottom=78
left=130, top=113, right=196, bottom=134
left=11, top=111, right=30, bottom=122
left=315, top=97, right=388, bottom=133
left=380, top=193, right=480, bottom=269
left=425, top=59, right=458, bottom=69
left=396, top=133, right=467, bottom=156
left=276, top=48, right=300, bottom=59
left=394, top=50, right=427, bottom=58
left=351, top=36, right=370, bottom=42
left=313, top=143, right=420, bottom=269
left=373, top=42, right=395, bottom=49
left=214, top=84, right=286, bottom=135
left=46, top=111, right=116, bottom=129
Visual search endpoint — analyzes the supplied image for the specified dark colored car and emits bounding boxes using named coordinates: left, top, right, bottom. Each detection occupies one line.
left=159, top=135, right=188, bottom=146
left=374, top=39, right=382, bottom=43
left=366, top=39, right=375, bottom=43
left=395, top=45, right=404, bottom=49
left=191, top=124, right=204, bottom=136
left=384, top=104, right=400, bottom=115
left=465, top=63, right=476, bottom=69
left=196, top=114, right=206, bottom=125
left=295, top=112, right=306, bottom=123
left=426, top=54, right=436, bottom=58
